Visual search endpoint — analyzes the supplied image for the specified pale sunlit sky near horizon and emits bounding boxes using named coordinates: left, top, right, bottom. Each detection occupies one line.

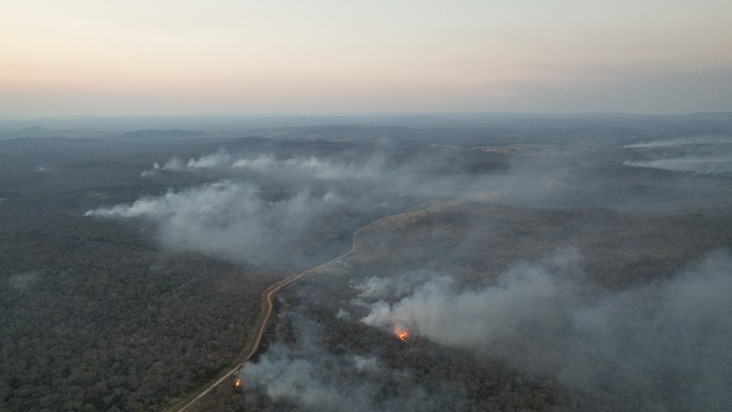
left=1, top=0, right=731, bottom=118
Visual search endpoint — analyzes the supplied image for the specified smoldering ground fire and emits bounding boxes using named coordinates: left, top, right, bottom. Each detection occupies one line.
left=394, top=325, right=409, bottom=342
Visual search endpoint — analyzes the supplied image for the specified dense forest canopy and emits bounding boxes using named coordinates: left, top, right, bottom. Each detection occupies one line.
left=1, top=114, right=731, bottom=411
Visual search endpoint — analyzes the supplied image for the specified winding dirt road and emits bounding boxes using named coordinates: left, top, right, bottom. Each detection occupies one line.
left=175, top=239, right=360, bottom=411
left=175, top=209, right=431, bottom=411
left=175, top=271, right=306, bottom=411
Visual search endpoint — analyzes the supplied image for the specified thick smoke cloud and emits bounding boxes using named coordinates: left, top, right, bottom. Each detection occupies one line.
left=89, top=150, right=403, bottom=267
left=361, top=247, right=584, bottom=369
left=360, top=249, right=732, bottom=410
left=241, top=315, right=466, bottom=412
left=87, top=148, right=514, bottom=267
left=94, top=137, right=712, bottom=269
left=623, top=135, right=732, bottom=175
left=86, top=180, right=343, bottom=266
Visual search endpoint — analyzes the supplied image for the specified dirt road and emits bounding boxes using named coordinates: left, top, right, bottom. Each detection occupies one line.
left=174, top=209, right=430, bottom=411
left=175, top=271, right=306, bottom=411
left=175, top=246, right=359, bottom=411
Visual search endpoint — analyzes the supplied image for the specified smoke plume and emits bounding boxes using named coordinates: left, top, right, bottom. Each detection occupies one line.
left=623, top=135, right=732, bottom=175
left=360, top=248, right=732, bottom=410
left=241, top=315, right=466, bottom=411
left=85, top=148, right=513, bottom=267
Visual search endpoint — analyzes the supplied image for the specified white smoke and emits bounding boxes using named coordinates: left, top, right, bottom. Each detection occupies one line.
left=361, top=247, right=584, bottom=361
left=623, top=157, right=732, bottom=175
left=623, top=135, right=732, bottom=175
left=185, top=150, right=234, bottom=169
left=161, top=157, right=185, bottom=170
left=85, top=180, right=343, bottom=266
left=623, top=136, right=732, bottom=149
left=152, top=150, right=387, bottom=182
left=242, top=317, right=465, bottom=412
left=360, top=248, right=732, bottom=410
left=86, top=148, right=529, bottom=267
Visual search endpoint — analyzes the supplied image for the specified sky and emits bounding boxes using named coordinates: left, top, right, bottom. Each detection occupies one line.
left=1, top=0, right=731, bottom=118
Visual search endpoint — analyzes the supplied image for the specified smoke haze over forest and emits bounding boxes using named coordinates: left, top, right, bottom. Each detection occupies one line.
left=2, top=0, right=732, bottom=410
left=361, top=248, right=732, bottom=410
left=2, top=114, right=731, bottom=410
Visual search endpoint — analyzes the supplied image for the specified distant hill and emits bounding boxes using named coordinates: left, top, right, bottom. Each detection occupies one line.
left=0, top=126, right=114, bottom=139
left=0, top=126, right=57, bottom=138
left=119, top=129, right=205, bottom=140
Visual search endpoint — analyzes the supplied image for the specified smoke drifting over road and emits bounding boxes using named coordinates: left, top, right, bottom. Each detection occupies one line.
left=360, top=249, right=732, bottom=410
left=241, top=314, right=467, bottom=412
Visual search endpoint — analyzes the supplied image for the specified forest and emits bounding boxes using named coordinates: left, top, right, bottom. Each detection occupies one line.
left=1, top=113, right=731, bottom=411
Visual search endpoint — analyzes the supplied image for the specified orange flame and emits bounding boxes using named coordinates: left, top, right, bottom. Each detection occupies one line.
left=234, top=377, right=241, bottom=388
left=394, top=325, right=409, bottom=342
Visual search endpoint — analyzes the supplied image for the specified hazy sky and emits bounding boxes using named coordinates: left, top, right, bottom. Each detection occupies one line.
left=2, top=0, right=731, bottom=118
